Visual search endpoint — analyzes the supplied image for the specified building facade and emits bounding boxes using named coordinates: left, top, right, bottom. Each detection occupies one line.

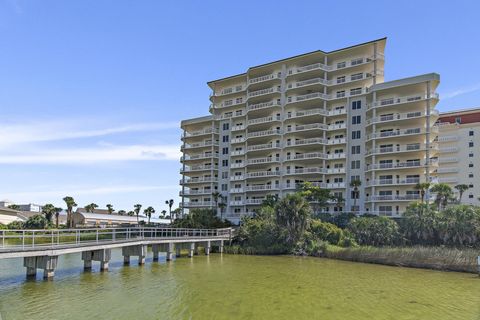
left=180, top=38, right=441, bottom=223
left=437, top=108, right=480, bottom=205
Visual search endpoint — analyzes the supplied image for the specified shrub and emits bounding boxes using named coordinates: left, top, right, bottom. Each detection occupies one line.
left=337, top=234, right=358, bottom=248
left=347, top=216, right=401, bottom=246
left=0, top=223, right=7, bottom=230
left=7, top=220, right=24, bottom=230
left=24, top=214, right=50, bottom=229
left=309, top=219, right=344, bottom=244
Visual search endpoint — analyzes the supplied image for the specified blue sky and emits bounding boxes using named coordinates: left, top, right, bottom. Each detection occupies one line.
left=1, top=0, right=479, bottom=215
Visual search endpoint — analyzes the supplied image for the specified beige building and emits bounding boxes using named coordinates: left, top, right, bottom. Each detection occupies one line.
left=437, top=108, right=480, bottom=205
left=180, top=38, right=440, bottom=222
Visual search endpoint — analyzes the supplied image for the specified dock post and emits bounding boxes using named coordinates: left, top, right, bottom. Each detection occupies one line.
left=24, top=256, right=37, bottom=278
left=219, top=240, right=224, bottom=254
left=205, top=240, right=211, bottom=255
left=167, top=242, right=174, bottom=261
left=83, top=249, right=111, bottom=271
left=123, top=255, right=130, bottom=265
left=188, top=243, right=195, bottom=258
left=152, top=244, right=159, bottom=261
left=176, top=245, right=182, bottom=258
left=24, top=256, right=58, bottom=280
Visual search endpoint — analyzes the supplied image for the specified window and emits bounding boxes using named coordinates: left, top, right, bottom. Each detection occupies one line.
left=469, top=153, right=474, bottom=157
left=469, top=130, right=474, bottom=136
left=222, top=135, right=229, bottom=143
left=336, top=76, right=345, bottom=84
left=222, top=147, right=229, bottom=155
left=351, top=73, right=363, bottom=81
left=351, top=160, right=361, bottom=169
left=469, top=173, right=474, bottom=178
left=469, top=194, right=474, bottom=199
left=469, top=184, right=474, bottom=188
left=469, top=142, right=474, bottom=147
left=351, top=175, right=360, bottom=182
left=469, top=163, right=474, bottom=168
left=235, top=85, right=243, bottom=91
left=352, top=130, right=361, bottom=139
left=351, top=58, right=363, bottom=66
left=336, top=90, right=345, bottom=98
left=221, top=184, right=227, bottom=191
left=337, top=61, right=346, bottom=69
left=223, top=123, right=229, bottom=130
left=350, top=88, right=362, bottom=95
left=352, top=100, right=362, bottom=110
left=455, top=117, right=462, bottom=124
left=352, top=115, right=361, bottom=125
left=221, top=172, right=228, bottom=179
left=222, top=159, right=229, bottom=167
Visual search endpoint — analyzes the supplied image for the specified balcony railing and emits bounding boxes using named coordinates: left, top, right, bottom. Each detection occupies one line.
left=438, top=177, right=459, bottom=183
left=437, top=167, right=459, bottom=173
left=247, top=87, right=280, bottom=99
left=286, top=108, right=327, bottom=119
left=248, top=73, right=279, bottom=85
left=285, top=152, right=326, bottom=160
left=327, top=123, right=347, bottom=130
left=181, top=201, right=214, bottom=208
left=231, top=150, right=245, bottom=156
left=181, top=153, right=219, bottom=161
left=367, top=128, right=423, bottom=140
left=181, top=164, right=218, bottom=172
left=179, top=189, right=212, bottom=196
left=231, top=137, right=246, bottom=144
left=285, top=138, right=327, bottom=147
left=181, top=177, right=217, bottom=184
left=367, top=195, right=421, bottom=201
left=247, top=142, right=281, bottom=152
left=438, top=157, right=458, bottom=163
left=285, top=167, right=326, bottom=175
left=247, top=129, right=282, bottom=138
left=247, top=157, right=281, bottom=165
left=366, top=144, right=437, bottom=156
left=327, top=138, right=346, bottom=145
left=368, top=93, right=439, bottom=109
left=183, top=128, right=218, bottom=138
left=366, top=161, right=426, bottom=170
left=288, top=54, right=383, bottom=76
left=439, top=147, right=459, bottom=153
left=245, top=199, right=265, bottom=205
left=245, top=185, right=280, bottom=191
left=182, top=141, right=219, bottom=149
left=246, top=171, right=281, bottom=178
left=247, top=115, right=281, bottom=125
left=286, top=123, right=327, bottom=132
left=366, top=178, right=421, bottom=186
left=247, top=100, right=281, bottom=112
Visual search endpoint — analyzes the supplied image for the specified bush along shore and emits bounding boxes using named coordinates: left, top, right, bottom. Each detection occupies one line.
left=216, top=182, right=480, bottom=274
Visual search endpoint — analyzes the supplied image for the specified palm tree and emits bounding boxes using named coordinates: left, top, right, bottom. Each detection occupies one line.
left=84, top=203, right=98, bottom=213
left=7, top=204, right=20, bottom=210
left=42, top=204, right=55, bottom=223
left=54, top=207, right=62, bottom=228
left=218, top=202, right=227, bottom=220
left=106, top=204, right=114, bottom=215
left=454, top=184, right=470, bottom=204
left=117, top=210, right=126, bottom=216
left=212, top=192, right=222, bottom=216
left=127, top=210, right=135, bottom=216
left=430, top=183, right=454, bottom=210
left=160, top=210, right=167, bottom=218
left=63, top=196, right=77, bottom=228
left=165, top=199, right=174, bottom=223
left=275, top=193, right=312, bottom=246
left=414, top=182, right=431, bottom=203
left=134, top=204, right=142, bottom=224
left=350, top=179, right=362, bottom=212
left=143, top=207, right=155, bottom=225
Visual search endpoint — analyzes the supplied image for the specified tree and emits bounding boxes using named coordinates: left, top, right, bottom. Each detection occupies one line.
left=143, top=207, right=155, bottom=225
left=7, top=204, right=20, bottom=210
left=134, top=204, right=142, bottom=224
left=402, top=202, right=439, bottom=245
left=24, top=214, right=49, bottom=229
left=430, top=183, right=454, bottom=210
left=63, top=196, right=77, bottom=228
left=275, top=193, right=312, bottom=246
left=84, top=203, right=98, bottom=213
left=436, top=205, right=480, bottom=246
left=414, top=182, right=431, bottom=204
left=332, top=194, right=345, bottom=213
left=454, top=184, right=470, bottom=204
left=172, top=208, right=230, bottom=229
left=262, top=194, right=279, bottom=208
left=165, top=199, right=174, bottom=223
left=54, top=207, right=62, bottom=228
left=127, top=210, right=135, bottom=217
left=348, top=216, right=401, bottom=246
left=117, top=210, right=126, bottom=216
left=106, top=204, right=114, bottom=215
left=349, top=179, right=362, bottom=212
left=218, top=202, right=227, bottom=220
left=42, top=204, right=56, bottom=223
left=297, top=182, right=331, bottom=215
left=160, top=210, right=167, bottom=218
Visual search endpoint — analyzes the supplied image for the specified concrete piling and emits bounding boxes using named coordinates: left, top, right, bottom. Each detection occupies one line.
left=167, top=243, right=174, bottom=261
left=205, top=241, right=211, bottom=255
left=122, top=245, right=147, bottom=265
left=24, top=255, right=58, bottom=279
left=81, top=249, right=111, bottom=271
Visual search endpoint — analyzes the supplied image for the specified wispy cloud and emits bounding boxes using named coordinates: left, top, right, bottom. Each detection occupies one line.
left=0, top=143, right=181, bottom=164
left=0, top=120, right=179, bottom=148
left=442, top=82, right=480, bottom=100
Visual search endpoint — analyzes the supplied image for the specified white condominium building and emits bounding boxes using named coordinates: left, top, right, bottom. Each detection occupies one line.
left=180, top=38, right=441, bottom=222
left=437, top=108, right=480, bottom=205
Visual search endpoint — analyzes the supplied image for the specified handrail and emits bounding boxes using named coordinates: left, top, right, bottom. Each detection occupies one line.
left=0, top=227, right=233, bottom=251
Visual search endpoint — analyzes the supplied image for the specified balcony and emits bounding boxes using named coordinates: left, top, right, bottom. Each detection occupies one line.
left=366, top=178, right=421, bottom=186
left=285, top=167, right=326, bottom=175
left=328, top=109, right=347, bottom=116
left=368, top=93, right=439, bottom=109
left=327, top=123, right=347, bottom=130
left=231, top=124, right=245, bottom=131
left=367, top=128, right=423, bottom=140
left=247, top=87, right=280, bottom=99
left=327, top=153, right=346, bottom=159
left=437, top=135, right=459, bottom=142
left=288, top=92, right=329, bottom=104
left=183, top=128, right=218, bottom=138
left=286, top=108, right=327, bottom=119
left=230, top=175, right=244, bottom=181
left=285, top=152, right=326, bottom=161
left=231, top=137, right=246, bottom=144
left=181, top=141, right=219, bottom=150
left=245, top=199, right=265, bottom=205
left=230, top=188, right=244, bottom=194
left=247, top=156, right=281, bottom=165
left=181, top=153, right=219, bottom=161
left=248, top=73, right=280, bottom=85
left=229, top=200, right=245, bottom=206
left=231, top=150, right=245, bottom=156
left=247, top=100, right=281, bottom=112
left=214, top=85, right=246, bottom=97
left=181, top=164, right=218, bottom=173
left=439, top=147, right=459, bottom=153
left=326, top=168, right=346, bottom=174
left=231, top=162, right=245, bottom=168
left=437, top=167, right=459, bottom=173
left=287, top=77, right=330, bottom=89
left=181, top=201, right=214, bottom=208
left=367, top=194, right=421, bottom=202
left=247, top=129, right=282, bottom=139
left=287, top=54, right=383, bottom=76
left=215, top=110, right=244, bottom=120
left=179, top=189, right=211, bottom=196
left=285, top=138, right=327, bottom=147
left=438, top=157, right=458, bottom=164
left=366, top=111, right=436, bottom=125
left=247, top=142, right=281, bottom=152
left=366, top=160, right=433, bottom=171
left=366, top=144, right=437, bottom=156
left=245, top=185, right=280, bottom=192
left=327, top=138, right=346, bottom=145
left=181, top=177, right=217, bottom=184
left=246, top=171, right=281, bottom=179
left=247, top=115, right=282, bottom=126
left=438, top=177, right=459, bottom=183
left=286, top=123, right=327, bottom=133
left=217, top=97, right=246, bottom=108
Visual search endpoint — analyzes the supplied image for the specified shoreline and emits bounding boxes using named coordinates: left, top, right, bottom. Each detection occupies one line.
left=224, top=245, right=480, bottom=274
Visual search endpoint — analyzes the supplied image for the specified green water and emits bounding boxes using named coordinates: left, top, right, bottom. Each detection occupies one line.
left=0, top=250, right=479, bottom=320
